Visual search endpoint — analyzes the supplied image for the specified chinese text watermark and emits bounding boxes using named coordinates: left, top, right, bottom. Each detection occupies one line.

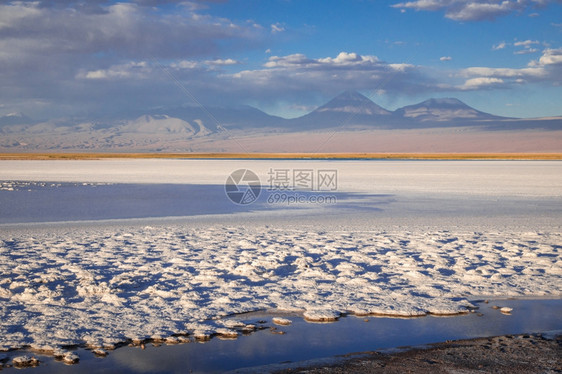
left=225, top=168, right=338, bottom=205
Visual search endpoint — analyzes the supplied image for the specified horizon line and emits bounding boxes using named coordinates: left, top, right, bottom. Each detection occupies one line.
left=1, top=152, right=562, bottom=161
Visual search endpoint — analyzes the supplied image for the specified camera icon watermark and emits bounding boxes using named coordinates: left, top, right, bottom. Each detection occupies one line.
left=225, top=168, right=338, bottom=206
left=224, top=169, right=262, bottom=205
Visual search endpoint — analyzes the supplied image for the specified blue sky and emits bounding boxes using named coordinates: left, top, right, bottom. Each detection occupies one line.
left=1, top=0, right=561, bottom=120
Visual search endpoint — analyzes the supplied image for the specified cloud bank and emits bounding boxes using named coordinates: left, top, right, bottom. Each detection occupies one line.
left=0, top=0, right=560, bottom=119
left=392, top=0, right=558, bottom=21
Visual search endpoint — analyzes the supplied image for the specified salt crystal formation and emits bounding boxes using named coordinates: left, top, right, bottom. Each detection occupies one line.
left=1, top=227, right=560, bottom=351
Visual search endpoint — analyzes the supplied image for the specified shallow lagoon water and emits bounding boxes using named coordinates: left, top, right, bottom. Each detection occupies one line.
left=0, top=182, right=377, bottom=224
left=0, top=179, right=559, bottom=228
left=2, top=299, right=561, bottom=373
left=1, top=159, right=561, bottom=230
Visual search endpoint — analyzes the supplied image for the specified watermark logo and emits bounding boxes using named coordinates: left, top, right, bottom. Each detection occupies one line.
left=267, top=168, right=338, bottom=191
left=225, top=168, right=338, bottom=206
left=225, top=169, right=261, bottom=205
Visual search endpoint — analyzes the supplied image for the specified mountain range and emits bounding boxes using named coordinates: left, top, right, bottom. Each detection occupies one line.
left=1, top=91, right=561, bottom=152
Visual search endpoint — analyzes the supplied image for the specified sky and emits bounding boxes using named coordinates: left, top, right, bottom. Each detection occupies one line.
left=1, top=0, right=561, bottom=121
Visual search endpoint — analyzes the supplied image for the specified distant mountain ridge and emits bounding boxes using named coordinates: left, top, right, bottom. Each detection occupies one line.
left=121, top=114, right=212, bottom=136
left=1, top=91, right=561, bottom=151
left=3, top=91, right=559, bottom=131
left=287, top=91, right=521, bottom=130
left=315, top=91, right=391, bottom=116
left=288, top=91, right=393, bottom=130
left=395, top=97, right=505, bottom=123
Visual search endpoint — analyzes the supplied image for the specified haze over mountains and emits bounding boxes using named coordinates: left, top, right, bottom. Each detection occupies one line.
left=1, top=91, right=561, bottom=152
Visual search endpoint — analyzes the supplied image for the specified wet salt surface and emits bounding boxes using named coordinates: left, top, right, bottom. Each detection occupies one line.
left=1, top=299, right=560, bottom=373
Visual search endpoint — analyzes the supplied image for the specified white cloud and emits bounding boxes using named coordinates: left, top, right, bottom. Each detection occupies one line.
left=537, top=48, right=562, bottom=65
left=271, top=23, right=285, bottom=33
left=389, top=63, right=415, bottom=71
left=262, top=52, right=384, bottom=69
left=392, top=0, right=559, bottom=21
left=461, top=66, right=546, bottom=78
left=26, top=45, right=562, bottom=118
left=78, top=57, right=241, bottom=80
left=456, top=48, right=562, bottom=90
left=440, top=56, right=452, bottom=61
left=0, top=2, right=262, bottom=67
left=493, top=42, right=508, bottom=50
left=263, top=52, right=381, bottom=69
left=170, top=60, right=200, bottom=69
left=514, top=40, right=540, bottom=47
left=515, top=48, right=539, bottom=54
left=319, top=52, right=380, bottom=65
left=78, top=61, right=152, bottom=80
left=513, top=40, right=541, bottom=54
left=447, top=2, right=519, bottom=21
left=493, top=39, right=544, bottom=54
left=460, top=77, right=504, bottom=90
left=205, top=58, right=240, bottom=66
left=0, top=1, right=266, bottom=118
left=227, top=51, right=432, bottom=100
left=392, top=0, right=444, bottom=11
left=264, top=54, right=314, bottom=68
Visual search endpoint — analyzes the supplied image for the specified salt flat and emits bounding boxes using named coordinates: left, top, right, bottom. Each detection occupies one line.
left=2, top=159, right=561, bottom=197
left=0, top=160, right=560, bottom=354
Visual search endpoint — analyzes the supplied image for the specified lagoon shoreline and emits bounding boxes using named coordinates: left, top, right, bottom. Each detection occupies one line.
left=1, top=298, right=560, bottom=373
left=272, top=332, right=562, bottom=374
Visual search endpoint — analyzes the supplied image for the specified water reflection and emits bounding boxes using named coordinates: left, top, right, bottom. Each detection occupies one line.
left=0, top=182, right=390, bottom=224
left=5, top=299, right=561, bottom=374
